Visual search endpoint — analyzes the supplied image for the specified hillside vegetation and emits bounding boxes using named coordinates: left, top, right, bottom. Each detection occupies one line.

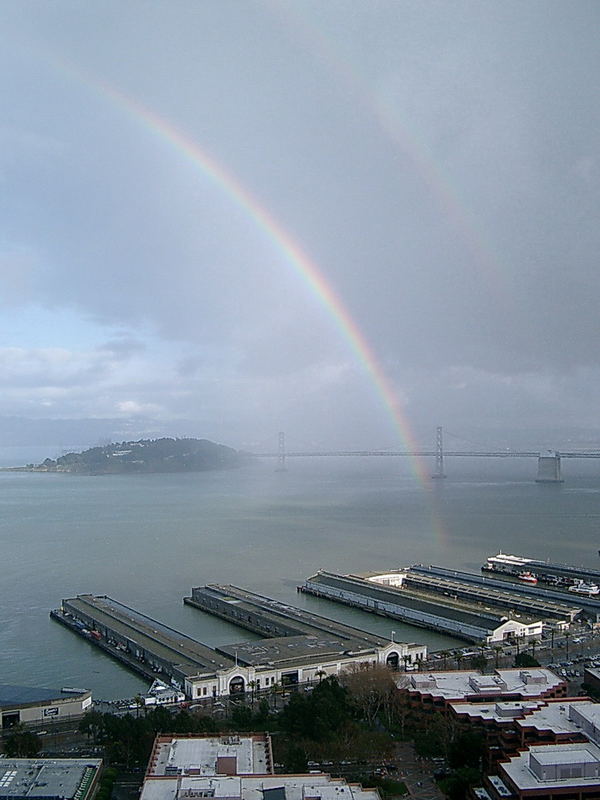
left=37, top=437, right=239, bottom=475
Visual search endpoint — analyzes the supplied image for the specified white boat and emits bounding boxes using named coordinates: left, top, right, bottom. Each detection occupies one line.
left=568, top=581, right=600, bottom=596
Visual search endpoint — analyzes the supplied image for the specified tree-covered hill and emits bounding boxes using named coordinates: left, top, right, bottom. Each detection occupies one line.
left=37, top=437, right=239, bottom=475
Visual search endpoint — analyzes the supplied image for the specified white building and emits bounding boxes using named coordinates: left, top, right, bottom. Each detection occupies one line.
left=141, top=735, right=380, bottom=800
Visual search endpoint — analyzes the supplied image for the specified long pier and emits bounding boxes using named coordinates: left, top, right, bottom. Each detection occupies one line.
left=52, top=595, right=235, bottom=691
left=52, top=589, right=427, bottom=697
left=299, top=566, right=585, bottom=644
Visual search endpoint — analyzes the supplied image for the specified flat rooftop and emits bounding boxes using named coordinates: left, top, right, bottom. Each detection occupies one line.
left=500, top=742, right=600, bottom=790
left=0, top=759, right=101, bottom=800
left=148, top=734, right=271, bottom=777
left=62, top=595, right=235, bottom=676
left=0, top=685, right=90, bottom=707
left=305, top=571, right=510, bottom=631
left=450, top=699, right=544, bottom=723
left=514, top=699, right=600, bottom=738
left=217, top=635, right=375, bottom=668
left=401, top=668, right=564, bottom=700
left=140, top=774, right=380, bottom=800
left=188, top=585, right=392, bottom=648
left=407, top=565, right=580, bottom=621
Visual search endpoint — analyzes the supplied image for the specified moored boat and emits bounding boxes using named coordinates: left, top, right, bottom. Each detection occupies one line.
left=518, top=571, right=538, bottom=584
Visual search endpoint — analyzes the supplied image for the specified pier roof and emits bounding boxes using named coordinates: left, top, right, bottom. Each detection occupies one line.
left=0, top=685, right=90, bottom=707
left=63, top=595, right=235, bottom=676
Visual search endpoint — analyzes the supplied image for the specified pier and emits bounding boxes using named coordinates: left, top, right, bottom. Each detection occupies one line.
left=52, top=589, right=426, bottom=698
left=299, top=566, right=583, bottom=643
left=52, top=595, right=236, bottom=691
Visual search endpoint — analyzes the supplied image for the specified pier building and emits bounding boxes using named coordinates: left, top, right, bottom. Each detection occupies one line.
left=484, top=552, right=600, bottom=596
left=299, top=569, right=572, bottom=643
left=0, top=685, right=92, bottom=730
left=53, top=594, right=236, bottom=693
left=52, top=590, right=425, bottom=700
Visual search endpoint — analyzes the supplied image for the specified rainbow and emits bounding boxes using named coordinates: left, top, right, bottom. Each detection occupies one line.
left=91, top=83, right=430, bottom=475
left=50, top=60, right=431, bottom=484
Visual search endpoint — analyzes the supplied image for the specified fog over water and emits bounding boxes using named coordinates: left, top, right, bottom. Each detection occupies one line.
left=1, top=457, right=599, bottom=699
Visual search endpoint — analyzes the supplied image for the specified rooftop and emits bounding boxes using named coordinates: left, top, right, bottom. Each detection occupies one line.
left=500, top=742, right=600, bottom=790
left=0, top=685, right=90, bottom=707
left=217, top=636, right=374, bottom=668
left=148, top=735, right=272, bottom=777
left=401, top=668, right=564, bottom=701
left=0, top=759, right=101, bottom=800
left=450, top=699, right=544, bottom=722
left=141, top=774, right=380, bottom=800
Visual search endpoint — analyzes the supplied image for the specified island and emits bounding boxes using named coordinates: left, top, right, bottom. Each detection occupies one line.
left=21, top=437, right=240, bottom=475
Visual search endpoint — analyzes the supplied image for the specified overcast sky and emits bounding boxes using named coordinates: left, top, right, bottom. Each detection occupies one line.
left=1, top=1, right=599, bottom=452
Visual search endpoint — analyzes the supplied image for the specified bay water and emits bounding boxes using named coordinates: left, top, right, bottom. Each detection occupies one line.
left=1, top=452, right=599, bottom=699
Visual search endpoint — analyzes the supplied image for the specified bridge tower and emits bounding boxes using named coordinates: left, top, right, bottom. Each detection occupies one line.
left=431, top=426, right=446, bottom=479
left=536, top=451, right=563, bottom=483
left=276, top=431, right=287, bottom=472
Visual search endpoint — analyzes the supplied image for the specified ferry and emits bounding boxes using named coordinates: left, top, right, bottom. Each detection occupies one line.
left=518, top=571, right=538, bottom=584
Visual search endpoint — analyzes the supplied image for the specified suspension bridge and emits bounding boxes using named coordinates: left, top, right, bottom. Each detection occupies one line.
left=251, top=429, right=600, bottom=483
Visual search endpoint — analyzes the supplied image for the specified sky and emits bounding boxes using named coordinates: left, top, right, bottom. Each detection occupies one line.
left=1, top=0, right=599, bottom=453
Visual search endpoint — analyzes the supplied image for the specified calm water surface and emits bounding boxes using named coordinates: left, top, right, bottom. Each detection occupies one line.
left=1, top=454, right=599, bottom=699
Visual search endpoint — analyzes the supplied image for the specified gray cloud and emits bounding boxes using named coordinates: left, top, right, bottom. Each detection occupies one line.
left=1, top=1, right=599, bottom=448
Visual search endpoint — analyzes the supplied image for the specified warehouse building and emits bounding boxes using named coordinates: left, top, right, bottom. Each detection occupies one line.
left=0, top=685, right=92, bottom=729
left=300, top=570, right=553, bottom=643
left=53, top=591, right=425, bottom=700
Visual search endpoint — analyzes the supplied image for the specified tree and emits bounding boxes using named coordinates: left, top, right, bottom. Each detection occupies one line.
left=493, top=646, right=502, bottom=669
left=530, top=639, right=538, bottom=660
left=448, top=731, right=484, bottom=769
left=340, top=663, right=396, bottom=727
left=4, top=726, right=41, bottom=757
left=514, top=652, right=540, bottom=668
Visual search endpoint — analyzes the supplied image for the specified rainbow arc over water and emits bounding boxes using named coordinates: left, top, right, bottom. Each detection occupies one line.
left=50, top=56, right=433, bottom=487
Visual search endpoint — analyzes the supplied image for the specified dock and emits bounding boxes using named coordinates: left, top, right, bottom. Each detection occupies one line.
left=52, top=589, right=427, bottom=698
left=52, top=595, right=236, bottom=691
left=299, top=565, right=583, bottom=643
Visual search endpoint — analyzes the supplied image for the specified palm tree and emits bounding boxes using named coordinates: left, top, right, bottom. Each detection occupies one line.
left=441, top=650, right=450, bottom=670
left=530, top=638, right=538, bottom=660
left=493, top=646, right=502, bottom=669
left=315, top=669, right=326, bottom=684
left=133, top=694, right=145, bottom=718
left=565, top=630, right=570, bottom=660
left=248, top=680, right=257, bottom=707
